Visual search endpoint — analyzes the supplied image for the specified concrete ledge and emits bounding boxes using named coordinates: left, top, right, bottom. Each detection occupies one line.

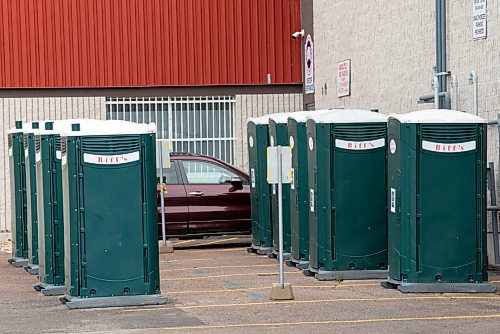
left=8, top=257, right=28, bottom=267
left=287, top=258, right=309, bottom=270
left=25, top=264, right=39, bottom=275
left=316, top=269, right=388, bottom=281
left=158, top=240, right=174, bottom=254
left=60, top=294, right=167, bottom=309
left=33, top=282, right=66, bottom=296
left=247, top=244, right=272, bottom=255
left=303, top=268, right=317, bottom=277
left=270, top=283, right=294, bottom=300
left=270, top=251, right=291, bottom=261
left=255, top=246, right=273, bottom=256
left=382, top=277, right=497, bottom=293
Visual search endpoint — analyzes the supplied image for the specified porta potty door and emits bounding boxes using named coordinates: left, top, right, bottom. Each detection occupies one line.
left=65, top=135, right=158, bottom=298
left=248, top=122, right=261, bottom=247
left=416, top=124, right=487, bottom=282
left=37, top=133, right=65, bottom=285
left=9, top=131, right=29, bottom=260
left=387, top=119, right=404, bottom=281
left=289, top=119, right=310, bottom=262
left=25, top=131, right=40, bottom=269
left=248, top=122, right=272, bottom=249
left=288, top=119, right=300, bottom=260
left=269, top=121, right=292, bottom=254
left=330, top=123, right=387, bottom=271
left=306, top=120, right=332, bottom=270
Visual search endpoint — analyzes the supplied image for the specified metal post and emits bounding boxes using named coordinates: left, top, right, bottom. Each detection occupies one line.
left=469, top=71, right=478, bottom=115
left=435, top=0, right=447, bottom=109
left=277, top=146, right=284, bottom=288
left=451, top=74, right=458, bottom=110
left=433, top=76, right=440, bottom=109
left=488, top=163, right=500, bottom=264
left=158, top=143, right=167, bottom=244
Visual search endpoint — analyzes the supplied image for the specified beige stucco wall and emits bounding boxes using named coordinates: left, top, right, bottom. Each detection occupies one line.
left=0, top=97, right=106, bottom=232
left=313, top=0, right=499, bottom=263
left=234, top=93, right=303, bottom=172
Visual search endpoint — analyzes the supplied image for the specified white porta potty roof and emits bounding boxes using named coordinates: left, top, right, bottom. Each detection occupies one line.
left=38, top=119, right=98, bottom=135
left=268, top=112, right=296, bottom=124
left=287, top=109, right=336, bottom=123
left=61, top=119, right=157, bottom=136
left=307, top=109, right=388, bottom=123
left=248, top=110, right=342, bottom=125
left=8, top=121, right=49, bottom=134
left=247, top=114, right=274, bottom=125
left=389, top=109, right=486, bottom=124
left=7, top=123, right=27, bottom=134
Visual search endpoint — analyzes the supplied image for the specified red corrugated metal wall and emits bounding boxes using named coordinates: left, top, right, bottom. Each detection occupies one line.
left=0, top=0, right=302, bottom=88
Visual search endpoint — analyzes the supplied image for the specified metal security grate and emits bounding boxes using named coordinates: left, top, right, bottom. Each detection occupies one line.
left=106, top=96, right=236, bottom=165
left=334, top=123, right=387, bottom=141
left=81, top=136, right=141, bottom=155
left=421, top=124, right=477, bottom=142
left=23, top=134, right=28, bottom=149
left=35, top=137, right=41, bottom=153
left=60, top=137, right=67, bottom=154
left=8, top=134, right=12, bottom=148
left=55, top=135, right=61, bottom=151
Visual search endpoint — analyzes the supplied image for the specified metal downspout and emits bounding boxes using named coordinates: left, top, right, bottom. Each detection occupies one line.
left=469, top=70, right=479, bottom=116
left=433, top=77, right=440, bottom=109
left=436, top=0, right=448, bottom=109
left=451, top=74, right=458, bottom=110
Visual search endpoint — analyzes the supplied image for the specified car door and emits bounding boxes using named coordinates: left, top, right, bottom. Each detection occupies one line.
left=180, top=159, right=250, bottom=234
left=157, top=160, right=189, bottom=237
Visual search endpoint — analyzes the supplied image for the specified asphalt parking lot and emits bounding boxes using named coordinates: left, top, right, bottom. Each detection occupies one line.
left=1, top=236, right=500, bottom=334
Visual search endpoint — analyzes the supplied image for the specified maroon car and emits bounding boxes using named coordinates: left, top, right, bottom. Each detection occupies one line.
left=157, top=153, right=251, bottom=237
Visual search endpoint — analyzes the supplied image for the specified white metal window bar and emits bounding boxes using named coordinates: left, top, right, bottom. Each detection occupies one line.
left=106, top=96, right=236, bottom=165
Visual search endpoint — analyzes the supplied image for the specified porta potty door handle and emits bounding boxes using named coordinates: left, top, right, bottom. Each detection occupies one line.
left=189, top=191, right=204, bottom=196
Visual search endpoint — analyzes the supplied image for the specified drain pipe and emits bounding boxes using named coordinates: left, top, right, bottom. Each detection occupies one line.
left=469, top=70, right=478, bottom=115
left=433, top=76, right=440, bottom=109
left=435, top=0, right=448, bottom=109
left=451, top=74, right=458, bottom=110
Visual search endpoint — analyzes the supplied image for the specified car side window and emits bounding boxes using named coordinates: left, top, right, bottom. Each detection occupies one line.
left=157, top=163, right=179, bottom=185
left=181, top=160, right=239, bottom=185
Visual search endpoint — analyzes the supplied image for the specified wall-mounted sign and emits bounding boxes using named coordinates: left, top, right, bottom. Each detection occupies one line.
left=304, top=34, right=314, bottom=94
left=336, top=59, right=351, bottom=97
left=473, top=0, right=487, bottom=40
left=266, top=146, right=292, bottom=184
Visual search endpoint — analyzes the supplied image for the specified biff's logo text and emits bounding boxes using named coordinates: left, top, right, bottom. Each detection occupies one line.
left=422, top=140, right=476, bottom=153
left=83, top=151, right=140, bottom=165
left=335, top=138, right=385, bottom=150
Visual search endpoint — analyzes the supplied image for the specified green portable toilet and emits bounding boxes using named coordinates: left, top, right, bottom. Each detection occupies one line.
left=33, top=120, right=81, bottom=296
left=59, top=120, right=166, bottom=309
left=306, top=109, right=388, bottom=280
left=24, top=121, right=47, bottom=275
left=268, top=112, right=294, bottom=259
left=247, top=115, right=273, bottom=255
left=7, top=121, right=29, bottom=267
left=383, top=109, right=495, bottom=293
left=286, top=110, right=333, bottom=269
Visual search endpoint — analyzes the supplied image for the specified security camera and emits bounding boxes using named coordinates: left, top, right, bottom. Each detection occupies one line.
left=291, top=29, right=304, bottom=39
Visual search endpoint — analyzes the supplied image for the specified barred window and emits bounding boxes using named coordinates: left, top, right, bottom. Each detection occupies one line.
left=106, top=96, right=236, bottom=165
